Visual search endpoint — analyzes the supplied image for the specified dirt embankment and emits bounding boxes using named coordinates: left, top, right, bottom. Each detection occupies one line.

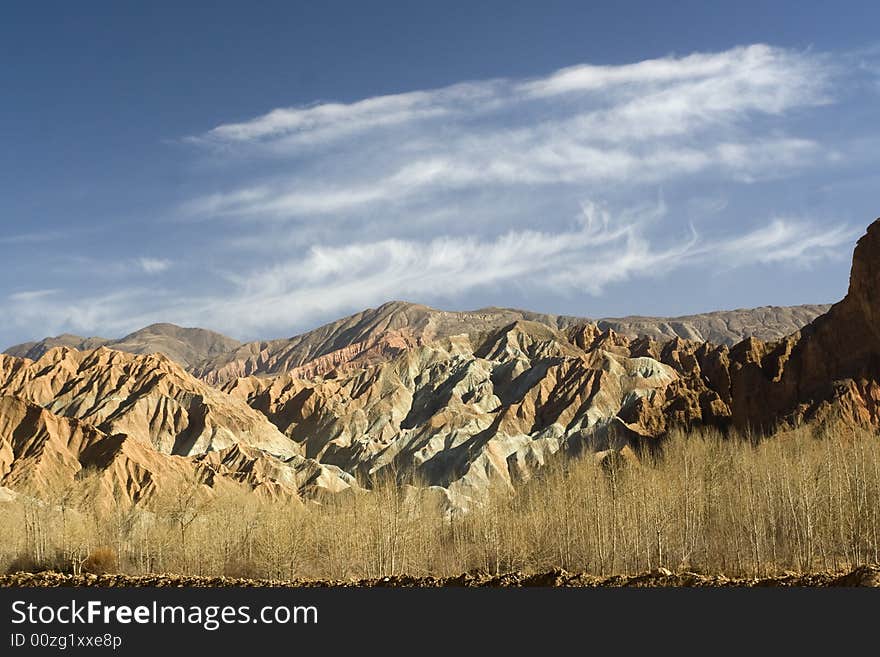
left=2, top=565, right=879, bottom=588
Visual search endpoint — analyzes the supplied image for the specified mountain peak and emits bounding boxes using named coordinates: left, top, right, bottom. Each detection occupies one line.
left=847, top=217, right=880, bottom=341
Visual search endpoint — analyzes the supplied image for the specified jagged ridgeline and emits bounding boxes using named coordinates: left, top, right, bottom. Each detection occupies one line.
left=1, top=218, right=878, bottom=511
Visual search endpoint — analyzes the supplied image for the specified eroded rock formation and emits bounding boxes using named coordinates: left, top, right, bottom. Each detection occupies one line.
left=0, top=350, right=355, bottom=508
left=0, top=219, right=876, bottom=510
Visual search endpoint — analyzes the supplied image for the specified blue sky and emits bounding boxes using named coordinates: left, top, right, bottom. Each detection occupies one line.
left=2, top=1, right=879, bottom=346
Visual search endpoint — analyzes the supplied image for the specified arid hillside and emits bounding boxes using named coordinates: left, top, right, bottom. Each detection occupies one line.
left=0, top=348, right=354, bottom=508
left=6, top=323, right=241, bottom=367
left=0, top=219, right=876, bottom=513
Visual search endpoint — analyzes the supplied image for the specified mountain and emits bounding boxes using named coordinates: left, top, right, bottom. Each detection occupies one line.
left=4, top=303, right=828, bottom=386
left=5, top=334, right=111, bottom=360
left=583, top=217, right=880, bottom=434
left=105, top=323, right=242, bottom=367
left=188, top=301, right=829, bottom=385
left=597, top=304, right=831, bottom=346
left=0, top=394, right=354, bottom=508
left=0, top=347, right=355, bottom=506
left=0, top=346, right=295, bottom=457
left=222, top=320, right=680, bottom=508
left=5, top=323, right=241, bottom=367
left=718, top=217, right=880, bottom=428
left=215, top=217, right=879, bottom=508
left=219, top=207, right=878, bottom=508
left=1, top=218, right=876, bottom=511
left=188, top=302, right=587, bottom=384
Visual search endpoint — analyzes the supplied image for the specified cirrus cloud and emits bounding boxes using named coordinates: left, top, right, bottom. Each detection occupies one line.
left=182, top=44, right=834, bottom=225
left=5, top=203, right=858, bottom=340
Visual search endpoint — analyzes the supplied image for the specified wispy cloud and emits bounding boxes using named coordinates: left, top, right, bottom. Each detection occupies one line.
left=6, top=288, right=173, bottom=341
left=194, top=45, right=827, bottom=148
left=6, top=204, right=855, bottom=340
left=156, top=212, right=861, bottom=334
left=188, top=86, right=478, bottom=147
left=184, top=138, right=821, bottom=220
left=135, top=257, right=172, bottom=274
left=701, top=220, right=861, bottom=267
left=182, top=44, right=833, bottom=223
left=9, top=289, right=59, bottom=302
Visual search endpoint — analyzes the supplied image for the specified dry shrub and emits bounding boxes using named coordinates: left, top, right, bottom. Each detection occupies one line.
left=221, top=559, right=265, bottom=580
left=82, top=547, right=118, bottom=575
left=5, top=551, right=69, bottom=575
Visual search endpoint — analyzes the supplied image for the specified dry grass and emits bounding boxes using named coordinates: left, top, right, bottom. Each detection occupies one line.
left=2, top=422, right=879, bottom=579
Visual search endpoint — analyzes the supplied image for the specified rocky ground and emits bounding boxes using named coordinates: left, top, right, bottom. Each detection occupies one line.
left=2, top=565, right=879, bottom=587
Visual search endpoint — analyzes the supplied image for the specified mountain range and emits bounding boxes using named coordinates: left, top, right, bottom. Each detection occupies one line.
left=5, top=302, right=831, bottom=384
left=0, top=218, right=877, bottom=511
left=5, top=323, right=241, bottom=367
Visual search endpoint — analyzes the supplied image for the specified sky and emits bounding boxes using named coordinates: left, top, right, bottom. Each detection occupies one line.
left=2, top=1, right=879, bottom=347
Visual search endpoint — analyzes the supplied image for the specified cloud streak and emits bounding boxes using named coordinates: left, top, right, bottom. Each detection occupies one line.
left=182, top=44, right=833, bottom=223
left=7, top=205, right=856, bottom=340
left=195, top=45, right=827, bottom=147
left=136, top=257, right=172, bottom=274
left=184, top=137, right=821, bottom=220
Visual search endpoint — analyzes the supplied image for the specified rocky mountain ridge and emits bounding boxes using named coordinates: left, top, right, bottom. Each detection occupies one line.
left=6, top=302, right=832, bottom=386
left=0, top=348, right=355, bottom=508
left=0, top=218, right=876, bottom=511
left=5, top=323, right=241, bottom=368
